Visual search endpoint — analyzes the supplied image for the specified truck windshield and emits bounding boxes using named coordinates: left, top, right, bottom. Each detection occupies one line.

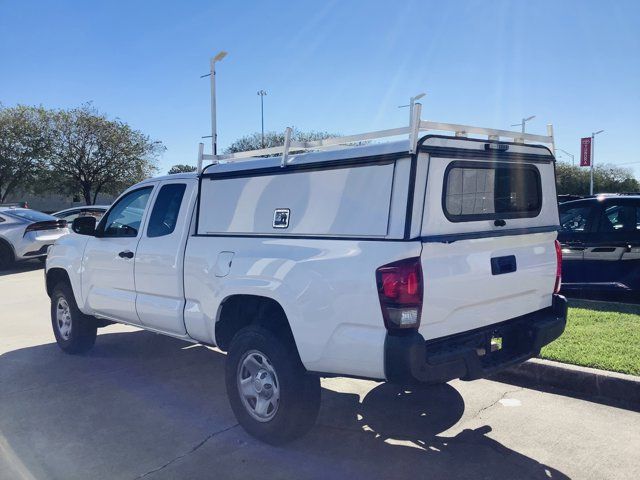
left=443, top=162, right=542, bottom=222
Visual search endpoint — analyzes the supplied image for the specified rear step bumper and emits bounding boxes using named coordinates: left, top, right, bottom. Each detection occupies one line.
left=384, top=295, right=568, bottom=384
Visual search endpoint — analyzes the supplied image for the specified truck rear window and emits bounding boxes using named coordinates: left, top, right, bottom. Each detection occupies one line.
left=443, top=162, right=542, bottom=222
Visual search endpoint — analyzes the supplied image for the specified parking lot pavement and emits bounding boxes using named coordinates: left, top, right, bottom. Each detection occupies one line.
left=1, top=265, right=639, bottom=480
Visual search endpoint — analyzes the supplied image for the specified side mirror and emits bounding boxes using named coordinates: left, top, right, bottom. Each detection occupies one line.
left=72, top=216, right=97, bottom=236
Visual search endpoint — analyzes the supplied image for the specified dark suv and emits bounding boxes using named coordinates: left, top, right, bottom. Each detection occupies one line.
left=558, top=195, right=640, bottom=293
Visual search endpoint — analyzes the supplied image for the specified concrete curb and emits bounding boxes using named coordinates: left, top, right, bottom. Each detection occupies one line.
left=492, top=358, right=640, bottom=408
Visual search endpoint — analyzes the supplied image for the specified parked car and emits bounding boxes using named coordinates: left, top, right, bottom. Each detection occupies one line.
left=0, top=201, right=29, bottom=208
left=0, top=208, right=69, bottom=269
left=558, top=195, right=640, bottom=293
left=53, top=205, right=109, bottom=223
left=45, top=120, right=566, bottom=444
left=557, top=194, right=584, bottom=204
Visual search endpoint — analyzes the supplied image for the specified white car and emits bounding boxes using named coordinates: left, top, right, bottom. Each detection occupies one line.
left=0, top=208, right=69, bottom=269
left=53, top=205, right=109, bottom=223
left=45, top=118, right=567, bottom=444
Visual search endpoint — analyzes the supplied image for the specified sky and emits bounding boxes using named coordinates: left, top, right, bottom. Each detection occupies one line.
left=1, top=0, right=639, bottom=176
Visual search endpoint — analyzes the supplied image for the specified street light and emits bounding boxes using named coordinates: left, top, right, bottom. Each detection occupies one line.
left=590, top=129, right=605, bottom=195
left=200, top=50, right=228, bottom=155
left=556, top=148, right=575, bottom=167
left=257, top=90, right=267, bottom=148
left=511, top=115, right=536, bottom=133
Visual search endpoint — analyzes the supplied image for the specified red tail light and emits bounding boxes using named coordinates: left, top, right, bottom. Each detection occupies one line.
left=24, top=220, right=67, bottom=236
left=376, top=257, right=423, bottom=331
left=554, top=240, right=562, bottom=294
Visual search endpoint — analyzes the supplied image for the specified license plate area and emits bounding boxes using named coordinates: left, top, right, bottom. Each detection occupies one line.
left=476, top=332, right=503, bottom=356
left=490, top=335, right=503, bottom=352
left=477, top=325, right=533, bottom=367
left=424, top=315, right=539, bottom=369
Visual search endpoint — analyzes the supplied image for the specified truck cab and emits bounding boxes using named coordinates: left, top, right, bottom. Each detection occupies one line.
left=46, top=174, right=198, bottom=337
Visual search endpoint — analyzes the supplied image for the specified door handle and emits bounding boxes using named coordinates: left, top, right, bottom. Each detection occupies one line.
left=118, top=250, right=134, bottom=259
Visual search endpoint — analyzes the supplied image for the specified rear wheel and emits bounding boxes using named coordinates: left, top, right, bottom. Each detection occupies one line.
left=0, top=242, right=14, bottom=270
left=51, top=283, right=97, bottom=354
left=225, top=326, right=321, bottom=444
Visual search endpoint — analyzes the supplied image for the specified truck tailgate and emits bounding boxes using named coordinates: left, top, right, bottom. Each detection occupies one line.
left=417, top=142, right=560, bottom=341
left=419, top=231, right=557, bottom=340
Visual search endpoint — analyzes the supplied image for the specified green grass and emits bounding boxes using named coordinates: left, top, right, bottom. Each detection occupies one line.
left=540, top=299, right=640, bottom=376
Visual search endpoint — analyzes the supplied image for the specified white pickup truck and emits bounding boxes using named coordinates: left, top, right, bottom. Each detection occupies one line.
left=45, top=120, right=567, bottom=444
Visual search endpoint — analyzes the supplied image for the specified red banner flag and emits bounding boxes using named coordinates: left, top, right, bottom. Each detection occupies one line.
left=580, top=137, right=592, bottom=167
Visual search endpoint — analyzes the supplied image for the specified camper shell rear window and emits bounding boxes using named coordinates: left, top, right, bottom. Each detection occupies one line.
left=443, top=161, right=542, bottom=222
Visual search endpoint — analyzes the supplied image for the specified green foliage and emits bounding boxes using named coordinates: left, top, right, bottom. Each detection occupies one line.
left=225, top=128, right=340, bottom=154
left=168, top=164, right=197, bottom=174
left=541, top=299, right=640, bottom=375
left=0, top=103, right=164, bottom=205
left=0, top=105, right=52, bottom=202
left=46, top=104, right=164, bottom=204
left=555, top=161, right=639, bottom=195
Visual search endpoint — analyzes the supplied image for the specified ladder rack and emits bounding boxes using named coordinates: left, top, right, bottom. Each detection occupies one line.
left=197, top=103, right=555, bottom=173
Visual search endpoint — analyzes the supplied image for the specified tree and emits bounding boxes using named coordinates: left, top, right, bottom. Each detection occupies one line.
left=168, top=164, right=197, bottom=174
left=0, top=105, right=51, bottom=202
left=46, top=104, right=164, bottom=204
left=225, top=128, right=340, bottom=155
left=555, top=162, right=639, bottom=195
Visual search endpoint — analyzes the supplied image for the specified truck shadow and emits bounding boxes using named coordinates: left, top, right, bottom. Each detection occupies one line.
left=0, top=330, right=568, bottom=479
left=310, top=384, right=568, bottom=480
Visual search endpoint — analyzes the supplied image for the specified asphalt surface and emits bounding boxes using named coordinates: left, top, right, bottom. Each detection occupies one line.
left=1, top=262, right=639, bottom=480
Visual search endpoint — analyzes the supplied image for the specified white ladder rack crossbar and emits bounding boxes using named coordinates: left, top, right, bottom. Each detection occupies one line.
left=197, top=109, right=554, bottom=172
left=420, top=121, right=553, bottom=145
left=200, top=126, right=412, bottom=163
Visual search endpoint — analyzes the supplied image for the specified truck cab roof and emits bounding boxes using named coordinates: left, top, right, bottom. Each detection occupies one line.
left=140, top=172, right=199, bottom=184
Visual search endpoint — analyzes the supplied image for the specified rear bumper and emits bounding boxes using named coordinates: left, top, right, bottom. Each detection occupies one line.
left=23, top=244, right=52, bottom=257
left=384, top=295, right=568, bottom=384
left=16, top=230, right=68, bottom=259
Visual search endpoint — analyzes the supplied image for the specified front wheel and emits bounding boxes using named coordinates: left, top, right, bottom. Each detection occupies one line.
left=51, top=283, right=97, bottom=354
left=225, top=326, right=321, bottom=445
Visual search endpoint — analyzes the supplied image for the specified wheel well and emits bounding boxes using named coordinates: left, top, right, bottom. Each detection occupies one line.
left=215, top=295, right=297, bottom=353
left=46, top=268, right=72, bottom=298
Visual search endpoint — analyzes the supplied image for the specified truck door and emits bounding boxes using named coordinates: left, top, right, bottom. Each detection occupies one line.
left=134, top=180, right=195, bottom=335
left=583, top=200, right=640, bottom=290
left=82, top=186, right=154, bottom=323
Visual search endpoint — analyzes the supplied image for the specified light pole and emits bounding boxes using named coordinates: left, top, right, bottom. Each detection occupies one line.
left=200, top=51, right=227, bottom=155
left=590, top=129, right=604, bottom=195
left=257, top=90, right=267, bottom=148
left=511, top=115, right=536, bottom=133
left=556, top=148, right=575, bottom=167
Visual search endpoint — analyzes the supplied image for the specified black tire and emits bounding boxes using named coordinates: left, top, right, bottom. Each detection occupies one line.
left=225, top=326, right=321, bottom=445
left=51, top=282, right=97, bottom=354
left=0, top=242, right=14, bottom=270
